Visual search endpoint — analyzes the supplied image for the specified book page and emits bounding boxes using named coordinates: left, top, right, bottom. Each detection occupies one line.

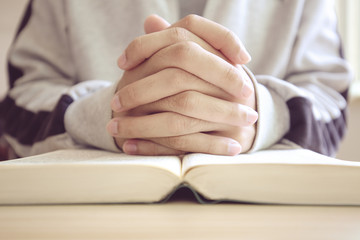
left=182, top=147, right=360, bottom=205
left=182, top=146, right=360, bottom=175
left=2, top=149, right=182, bottom=175
left=0, top=149, right=182, bottom=204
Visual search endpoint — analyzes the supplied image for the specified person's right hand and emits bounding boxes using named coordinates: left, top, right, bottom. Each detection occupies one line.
left=107, top=15, right=257, bottom=156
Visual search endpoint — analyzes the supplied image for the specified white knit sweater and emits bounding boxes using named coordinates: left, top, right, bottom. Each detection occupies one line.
left=0, top=0, right=352, bottom=157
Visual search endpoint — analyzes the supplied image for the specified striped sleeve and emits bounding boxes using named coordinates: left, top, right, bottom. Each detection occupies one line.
left=0, top=0, right=118, bottom=157
left=249, top=0, right=352, bottom=156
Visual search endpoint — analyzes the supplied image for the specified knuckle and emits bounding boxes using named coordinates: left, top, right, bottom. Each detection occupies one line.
left=168, top=114, right=194, bottom=135
left=169, top=27, right=189, bottom=42
left=227, top=103, right=241, bottom=123
left=165, top=136, right=188, bottom=150
left=171, top=41, right=195, bottom=62
left=123, top=85, right=140, bottom=106
left=183, top=14, right=200, bottom=29
left=224, top=66, right=239, bottom=85
left=224, top=29, right=241, bottom=54
left=223, top=29, right=237, bottom=44
left=205, top=138, right=219, bottom=154
left=237, top=126, right=256, bottom=152
left=128, top=36, right=144, bottom=55
left=167, top=114, right=186, bottom=134
left=224, top=29, right=242, bottom=51
left=174, top=91, right=197, bottom=113
left=166, top=68, right=187, bottom=90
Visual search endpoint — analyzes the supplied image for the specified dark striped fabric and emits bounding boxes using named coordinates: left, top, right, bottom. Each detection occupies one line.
left=0, top=95, right=73, bottom=146
left=0, top=0, right=74, bottom=151
left=284, top=96, right=347, bottom=157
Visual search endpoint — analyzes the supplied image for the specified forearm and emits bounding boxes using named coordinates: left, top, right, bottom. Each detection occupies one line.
left=1, top=80, right=118, bottom=157
left=248, top=0, right=352, bottom=156
left=250, top=70, right=350, bottom=156
left=0, top=0, right=119, bottom=156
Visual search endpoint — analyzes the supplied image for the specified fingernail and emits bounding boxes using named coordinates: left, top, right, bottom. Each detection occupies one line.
left=118, top=53, right=127, bottom=69
left=239, top=49, right=251, bottom=63
left=107, top=120, right=119, bottom=136
left=246, top=108, right=258, bottom=125
left=123, top=140, right=138, bottom=154
left=111, top=96, right=122, bottom=112
left=228, top=140, right=242, bottom=155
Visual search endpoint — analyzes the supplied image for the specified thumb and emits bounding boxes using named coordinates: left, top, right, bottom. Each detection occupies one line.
left=144, top=14, right=170, bottom=34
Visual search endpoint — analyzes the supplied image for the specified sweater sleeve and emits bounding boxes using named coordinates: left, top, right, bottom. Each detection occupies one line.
left=248, top=0, right=352, bottom=156
left=0, top=0, right=119, bottom=157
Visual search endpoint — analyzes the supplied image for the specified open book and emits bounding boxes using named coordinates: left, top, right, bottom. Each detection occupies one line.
left=1, top=143, right=360, bottom=205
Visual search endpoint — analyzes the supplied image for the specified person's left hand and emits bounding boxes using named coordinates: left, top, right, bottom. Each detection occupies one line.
left=108, top=15, right=257, bottom=156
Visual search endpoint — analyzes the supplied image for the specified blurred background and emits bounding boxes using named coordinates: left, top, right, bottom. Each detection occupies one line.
left=0, top=0, right=27, bottom=98
left=0, top=0, right=359, bottom=160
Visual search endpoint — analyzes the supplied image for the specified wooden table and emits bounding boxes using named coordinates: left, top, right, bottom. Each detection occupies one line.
left=1, top=197, right=360, bottom=240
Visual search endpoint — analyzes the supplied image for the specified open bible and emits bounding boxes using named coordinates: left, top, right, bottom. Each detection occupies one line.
left=1, top=143, right=360, bottom=205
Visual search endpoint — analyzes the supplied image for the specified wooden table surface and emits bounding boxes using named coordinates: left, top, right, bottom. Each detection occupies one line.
left=1, top=197, right=360, bottom=240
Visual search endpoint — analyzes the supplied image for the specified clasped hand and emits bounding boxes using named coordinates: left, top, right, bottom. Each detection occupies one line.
left=107, top=14, right=258, bottom=156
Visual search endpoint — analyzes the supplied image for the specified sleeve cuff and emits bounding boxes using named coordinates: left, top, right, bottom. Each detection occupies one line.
left=243, top=66, right=290, bottom=152
left=64, top=81, right=120, bottom=152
